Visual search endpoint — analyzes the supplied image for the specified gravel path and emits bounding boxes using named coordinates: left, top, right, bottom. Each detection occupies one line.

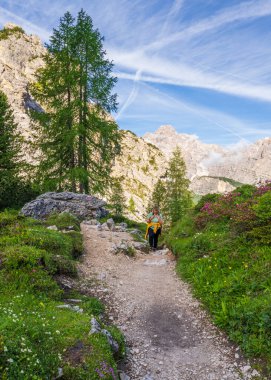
left=79, top=223, right=260, bottom=380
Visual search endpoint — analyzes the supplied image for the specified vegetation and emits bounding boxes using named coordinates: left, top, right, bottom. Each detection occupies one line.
left=0, top=210, right=124, bottom=379
left=149, top=146, right=191, bottom=226
left=166, top=181, right=271, bottom=375
left=0, top=26, right=25, bottom=40
left=29, top=10, right=120, bottom=194
left=0, top=90, right=37, bottom=210
left=108, top=178, right=126, bottom=216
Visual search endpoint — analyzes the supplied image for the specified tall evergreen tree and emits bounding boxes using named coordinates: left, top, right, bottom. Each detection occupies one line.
left=0, top=90, right=26, bottom=208
left=165, top=146, right=191, bottom=224
left=30, top=10, right=120, bottom=194
left=109, top=178, right=126, bottom=216
left=148, top=178, right=167, bottom=214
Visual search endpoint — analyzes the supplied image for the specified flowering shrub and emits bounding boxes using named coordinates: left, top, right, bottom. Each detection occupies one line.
left=195, top=181, right=271, bottom=231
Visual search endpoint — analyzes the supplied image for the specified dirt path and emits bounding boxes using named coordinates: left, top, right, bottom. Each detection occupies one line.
left=79, top=223, right=259, bottom=380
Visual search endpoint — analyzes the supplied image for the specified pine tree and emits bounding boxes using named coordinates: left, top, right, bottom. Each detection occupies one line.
left=148, top=178, right=167, bottom=214
left=29, top=10, right=120, bottom=194
left=0, top=90, right=23, bottom=208
left=109, top=178, right=126, bottom=216
left=165, top=146, right=191, bottom=224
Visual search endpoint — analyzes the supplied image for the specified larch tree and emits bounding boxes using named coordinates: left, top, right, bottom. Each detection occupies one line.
left=29, top=10, right=120, bottom=194
left=165, top=146, right=191, bottom=224
left=109, top=177, right=126, bottom=216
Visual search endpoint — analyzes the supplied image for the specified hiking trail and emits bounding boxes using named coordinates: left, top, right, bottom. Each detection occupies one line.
left=78, top=222, right=259, bottom=380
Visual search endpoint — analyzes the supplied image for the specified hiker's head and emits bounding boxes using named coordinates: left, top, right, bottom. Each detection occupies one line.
left=153, top=206, right=159, bottom=215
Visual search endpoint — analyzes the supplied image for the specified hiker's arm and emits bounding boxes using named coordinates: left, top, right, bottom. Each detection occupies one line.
left=158, top=215, right=163, bottom=225
left=146, top=215, right=155, bottom=223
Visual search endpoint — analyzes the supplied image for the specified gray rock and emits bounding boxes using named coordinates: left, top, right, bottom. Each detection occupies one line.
left=114, top=226, right=126, bottom=232
left=101, top=222, right=110, bottom=231
left=132, top=241, right=149, bottom=252
left=119, top=372, right=131, bottom=380
left=101, top=329, right=119, bottom=353
left=106, top=218, right=115, bottom=231
left=21, top=192, right=107, bottom=220
left=119, top=222, right=128, bottom=229
left=90, top=317, right=101, bottom=334
left=56, top=304, right=83, bottom=313
left=143, top=259, right=168, bottom=266
left=47, top=225, right=58, bottom=231
left=142, top=376, right=153, bottom=380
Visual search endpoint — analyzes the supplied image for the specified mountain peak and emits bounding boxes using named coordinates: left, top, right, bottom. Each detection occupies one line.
left=156, top=124, right=177, bottom=135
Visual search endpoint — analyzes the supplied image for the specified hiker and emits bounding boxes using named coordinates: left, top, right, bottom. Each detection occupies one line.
left=145, top=206, right=163, bottom=250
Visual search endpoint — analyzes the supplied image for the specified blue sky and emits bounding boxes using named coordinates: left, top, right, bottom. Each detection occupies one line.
left=1, top=0, right=271, bottom=146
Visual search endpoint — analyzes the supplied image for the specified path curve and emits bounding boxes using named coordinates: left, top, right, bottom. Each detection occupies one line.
left=79, top=223, right=258, bottom=380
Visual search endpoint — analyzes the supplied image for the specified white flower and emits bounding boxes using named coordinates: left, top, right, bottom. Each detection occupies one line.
left=7, top=358, right=14, bottom=363
left=56, top=330, right=60, bottom=334
left=3, top=346, right=8, bottom=352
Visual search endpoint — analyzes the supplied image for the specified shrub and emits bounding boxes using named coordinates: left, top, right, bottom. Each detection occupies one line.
left=45, top=212, right=80, bottom=231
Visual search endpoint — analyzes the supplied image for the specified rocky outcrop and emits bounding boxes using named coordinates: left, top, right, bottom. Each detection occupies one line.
left=0, top=23, right=45, bottom=139
left=112, top=130, right=166, bottom=219
left=21, top=192, right=107, bottom=220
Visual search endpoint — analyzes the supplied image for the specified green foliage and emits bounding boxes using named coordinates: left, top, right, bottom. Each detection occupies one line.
left=194, top=193, right=220, bottom=213
left=0, top=26, right=25, bottom=40
left=167, top=183, right=271, bottom=376
left=253, top=191, right=271, bottom=222
left=45, top=212, right=80, bottom=231
left=128, top=197, right=136, bottom=214
left=0, top=90, right=37, bottom=210
left=29, top=10, right=120, bottom=194
left=148, top=178, right=167, bottom=216
left=108, top=178, right=126, bottom=216
left=164, top=146, right=192, bottom=224
left=0, top=210, right=124, bottom=379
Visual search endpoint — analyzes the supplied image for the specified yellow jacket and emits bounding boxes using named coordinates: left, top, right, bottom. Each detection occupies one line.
left=145, top=222, right=161, bottom=239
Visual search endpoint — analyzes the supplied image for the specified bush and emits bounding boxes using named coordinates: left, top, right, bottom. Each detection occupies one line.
left=167, top=183, right=271, bottom=375
left=45, top=212, right=80, bottom=231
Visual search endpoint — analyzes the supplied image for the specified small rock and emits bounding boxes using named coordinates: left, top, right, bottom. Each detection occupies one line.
left=242, top=365, right=251, bottom=373
left=90, top=317, right=101, bottom=334
left=106, top=218, right=115, bottom=231
left=119, top=372, right=130, bottom=380
left=101, top=329, right=119, bottom=353
left=47, top=225, right=58, bottom=230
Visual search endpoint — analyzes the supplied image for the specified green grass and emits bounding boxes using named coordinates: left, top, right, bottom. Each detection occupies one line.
left=0, top=210, right=125, bottom=379
left=166, top=186, right=271, bottom=376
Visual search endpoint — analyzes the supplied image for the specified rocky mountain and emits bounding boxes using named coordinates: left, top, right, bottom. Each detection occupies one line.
left=144, top=125, right=271, bottom=195
left=0, top=23, right=45, bottom=138
left=1, top=23, right=270, bottom=218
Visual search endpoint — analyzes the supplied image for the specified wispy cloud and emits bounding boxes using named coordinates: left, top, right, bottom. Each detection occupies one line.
left=146, top=0, right=271, bottom=51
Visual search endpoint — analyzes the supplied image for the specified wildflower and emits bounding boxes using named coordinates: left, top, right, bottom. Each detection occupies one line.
left=3, top=346, right=7, bottom=352
left=56, top=330, right=60, bottom=334
left=7, top=358, right=14, bottom=363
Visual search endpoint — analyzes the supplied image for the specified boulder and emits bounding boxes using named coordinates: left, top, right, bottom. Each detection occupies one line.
left=21, top=192, right=107, bottom=220
left=106, top=218, right=115, bottom=231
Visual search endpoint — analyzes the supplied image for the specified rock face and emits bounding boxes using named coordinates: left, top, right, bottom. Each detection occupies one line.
left=21, top=192, right=107, bottom=220
left=112, top=130, right=166, bottom=218
left=0, top=23, right=45, bottom=139
left=143, top=125, right=271, bottom=194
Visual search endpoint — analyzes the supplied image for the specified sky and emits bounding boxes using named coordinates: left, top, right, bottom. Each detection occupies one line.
left=1, top=0, right=271, bottom=146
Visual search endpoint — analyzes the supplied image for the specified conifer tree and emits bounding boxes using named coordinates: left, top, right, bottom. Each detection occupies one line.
left=109, top=178, right=126, bottom=216
left=128, top=197, right=136, bottom=214
left=0, top=91, right=23, bottom=208
left=30, top=10, right=120, bottom=194
left=149, top=178, right=167, bottom=214
left=165, top=146, right=191, bottom=224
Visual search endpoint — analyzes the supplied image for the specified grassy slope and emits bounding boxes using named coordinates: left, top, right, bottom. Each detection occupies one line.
left=166, top=185, right=271, bottom=376
left=0, top=211, right=124, bottom=380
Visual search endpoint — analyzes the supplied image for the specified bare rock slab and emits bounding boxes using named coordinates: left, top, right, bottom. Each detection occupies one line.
left=21, top=192, right=107, bottom=220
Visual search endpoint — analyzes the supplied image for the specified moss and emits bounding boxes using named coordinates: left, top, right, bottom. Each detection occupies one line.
left=0, top=26, right=25, bottom=40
